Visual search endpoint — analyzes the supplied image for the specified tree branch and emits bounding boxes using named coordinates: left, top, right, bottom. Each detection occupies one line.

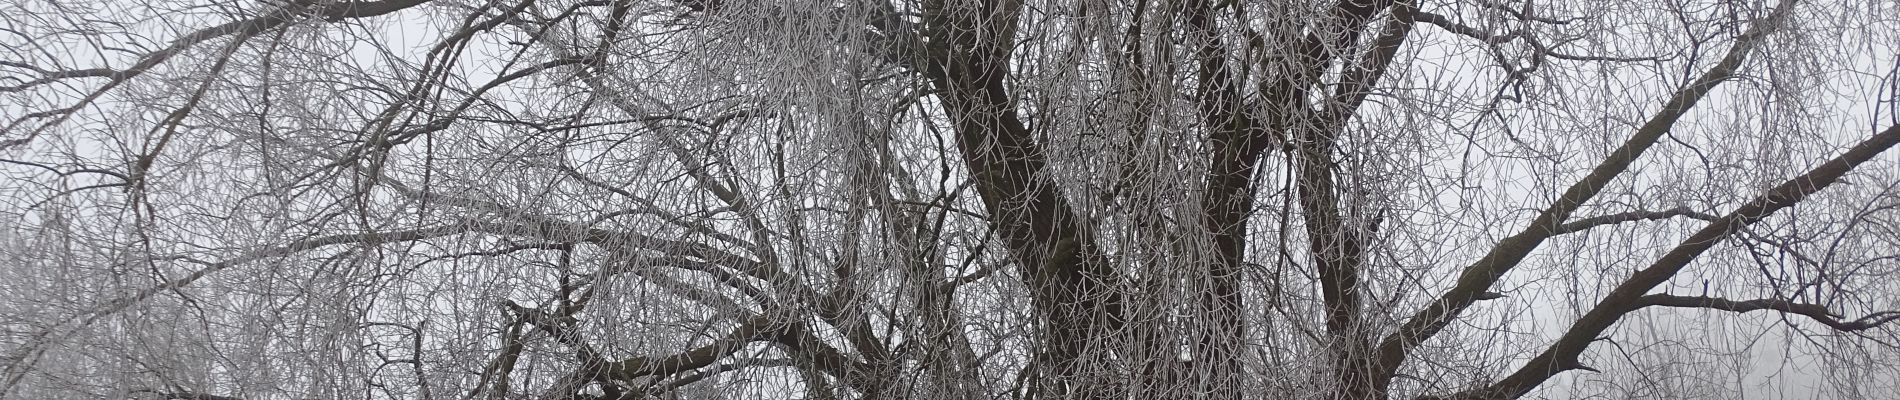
left=541, top=313, right=788, bottom=399
left=1376, top=0, right=1798, bottom=385
left=0, top=225, right=470, bottom=393
left=653, top=358, right=796, bottom=391
left=130, top=388, right=244, bottom=400
left=1, top=0, right=435, bottom=150
left=603, top=314, right=779, bottom=380
left=1412, top=10, right=1660, bottom=63
left=906, top=1, right=1125, bottom=395
left=1638, top=294, right=1900, bottom=332
left=1456, top=119, right=1900, bottom=399
left=1553, top=207, right=1722, bottom=235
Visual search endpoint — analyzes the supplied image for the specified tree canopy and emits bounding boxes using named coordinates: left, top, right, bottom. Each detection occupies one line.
left=5, top=0, right=1900, bottom=399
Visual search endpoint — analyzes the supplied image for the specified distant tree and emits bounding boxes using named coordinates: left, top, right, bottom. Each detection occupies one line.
left=5, top=0, right=1900, bottom=399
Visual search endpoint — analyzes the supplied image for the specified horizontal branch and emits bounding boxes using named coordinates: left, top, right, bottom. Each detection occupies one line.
left=1411, top=11, right=1524, bottom=44
left=1554, top=207, right=1721, bottom=235
left=129, top=389, right=244, bottom=400
left=0, top=66, right=136, bottom=93
left=1479, top=1, right=1584, bottom=25
left=1640, top=294, right=1900, bottom=332
left=1412, top=10, right=1660, bottom=62
left=459, top=219, right=766, bottom=275
left=573, top=311, right=870, bottom=397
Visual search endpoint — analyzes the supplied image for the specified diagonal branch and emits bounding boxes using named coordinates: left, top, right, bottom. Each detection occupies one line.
left=541, top=313, right=790, bottom=399
left=903, top=1, right=1124, bottom=395
left=1326, top=0, right=1418, bottom=128
left=1453, top=119, right=1900, bottom=400
left=1375, top=0, right=1798, bottom=385
left=602, top=314, right=783, bottom=379
left=652, top=358, right=796, bottom=391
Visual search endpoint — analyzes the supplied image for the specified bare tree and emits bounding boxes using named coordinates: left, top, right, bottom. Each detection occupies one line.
left=5, top=0, right=1900, bottom=399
